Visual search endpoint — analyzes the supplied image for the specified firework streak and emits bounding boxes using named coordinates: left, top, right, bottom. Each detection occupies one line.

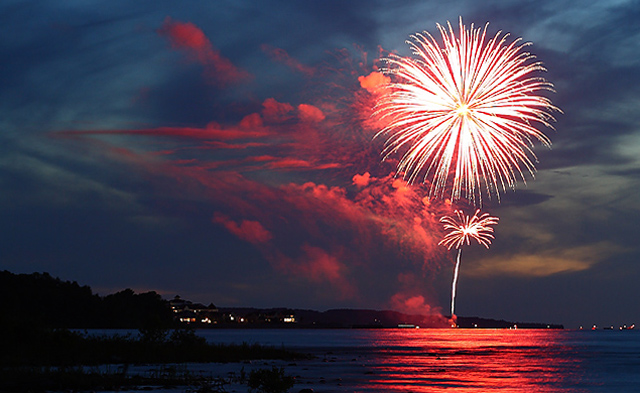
left=439, top=210, right=499, bottom=316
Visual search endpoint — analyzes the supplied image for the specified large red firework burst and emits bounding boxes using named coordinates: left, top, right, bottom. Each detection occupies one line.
left=375, top=18, right=560, bottom=205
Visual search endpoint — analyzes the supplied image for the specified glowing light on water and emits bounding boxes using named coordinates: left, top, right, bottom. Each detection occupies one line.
left=439, top=209, right=499, bottom=317
left=375, top=18, right=560, bottom=205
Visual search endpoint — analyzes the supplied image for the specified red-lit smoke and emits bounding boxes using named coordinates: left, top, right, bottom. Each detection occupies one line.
left=158, top=17, right=251, bottom=86
left=55, top=20, right=457, bottom=315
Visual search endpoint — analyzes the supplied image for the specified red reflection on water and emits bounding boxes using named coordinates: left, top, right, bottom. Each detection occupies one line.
left=359, top=329, right=582, bottom=392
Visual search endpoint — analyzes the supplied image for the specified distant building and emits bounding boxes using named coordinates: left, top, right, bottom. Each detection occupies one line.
left=169, top=296, right=299, bottom=326
left=170, top=295, right=220, bottom=324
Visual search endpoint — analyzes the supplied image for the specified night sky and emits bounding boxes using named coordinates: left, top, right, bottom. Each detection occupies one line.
left=2, top=0, right=639, bottom=329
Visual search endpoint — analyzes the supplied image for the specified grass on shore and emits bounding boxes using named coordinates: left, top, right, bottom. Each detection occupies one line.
left=0, top=364, right=246, bottom=392
left=0, top=326, right=308, bottom=392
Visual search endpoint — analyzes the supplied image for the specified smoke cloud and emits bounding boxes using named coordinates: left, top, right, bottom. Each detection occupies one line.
left=54, top=18, right=458, bottom=316
left=158, top=17, right=251, bottom=86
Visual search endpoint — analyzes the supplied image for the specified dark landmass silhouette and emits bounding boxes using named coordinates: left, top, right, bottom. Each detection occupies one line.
left=0, top=270, right=563, bottom=330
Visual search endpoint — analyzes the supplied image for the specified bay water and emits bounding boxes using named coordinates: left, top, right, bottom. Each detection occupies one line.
left=194, top=328, right=640, bottom=392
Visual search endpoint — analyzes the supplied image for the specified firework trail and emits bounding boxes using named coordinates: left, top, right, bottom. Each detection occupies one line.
left=375, top=18, right=560, bottom=205
left=439, top=209, right=499, bottom=317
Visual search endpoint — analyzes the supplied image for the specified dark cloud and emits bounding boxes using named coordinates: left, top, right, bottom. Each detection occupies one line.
left=489, top=190, right=553, bottom=208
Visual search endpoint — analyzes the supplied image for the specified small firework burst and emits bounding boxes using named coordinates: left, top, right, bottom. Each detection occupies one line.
left=439, top=209, right=499, bottom=250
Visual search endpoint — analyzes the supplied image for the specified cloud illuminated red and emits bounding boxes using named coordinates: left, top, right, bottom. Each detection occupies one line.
left=298, top=104, right=326, bottom=123
left=352, top=172, right=371, bottom=187
left=55, top=124, right=269, bottom=141
left=358, top=71, right=390, bottom=93
left=262, top=98, right=294, bottom=123
left=158, top=17, right=251, bottom=85
left=213, top=213, right=272, bottom=245
left=261, top=44, right=315, bottom=76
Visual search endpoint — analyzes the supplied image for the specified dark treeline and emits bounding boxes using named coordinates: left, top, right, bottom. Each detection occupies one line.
left=0, top=270, right=173, bottom=329
left=0, top=271, right=307, bottom=391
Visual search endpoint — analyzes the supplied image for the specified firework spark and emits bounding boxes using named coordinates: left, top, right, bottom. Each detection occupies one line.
left=375, top=18, right=560, bottom=205
left=439, top=209, right=499, bottom=317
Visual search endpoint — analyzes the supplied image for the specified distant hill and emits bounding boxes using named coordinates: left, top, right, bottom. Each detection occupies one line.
left=219, top=307, right=451, bottom=328
left=219, top=307, right=564, bottom=329
left=0, top=270, right=563, bottom=330
left=456, top=316, right=563, bottom=329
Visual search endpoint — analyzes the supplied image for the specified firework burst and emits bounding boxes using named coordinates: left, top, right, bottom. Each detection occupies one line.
left=375, top=18, right=560, bottom=205
left=439, top=209, right=499, bottom=250
left=439, top=209, right=499, bottom=317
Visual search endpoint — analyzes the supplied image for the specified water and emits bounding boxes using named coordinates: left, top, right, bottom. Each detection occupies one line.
left=192, top=328, right=640, bottom=392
